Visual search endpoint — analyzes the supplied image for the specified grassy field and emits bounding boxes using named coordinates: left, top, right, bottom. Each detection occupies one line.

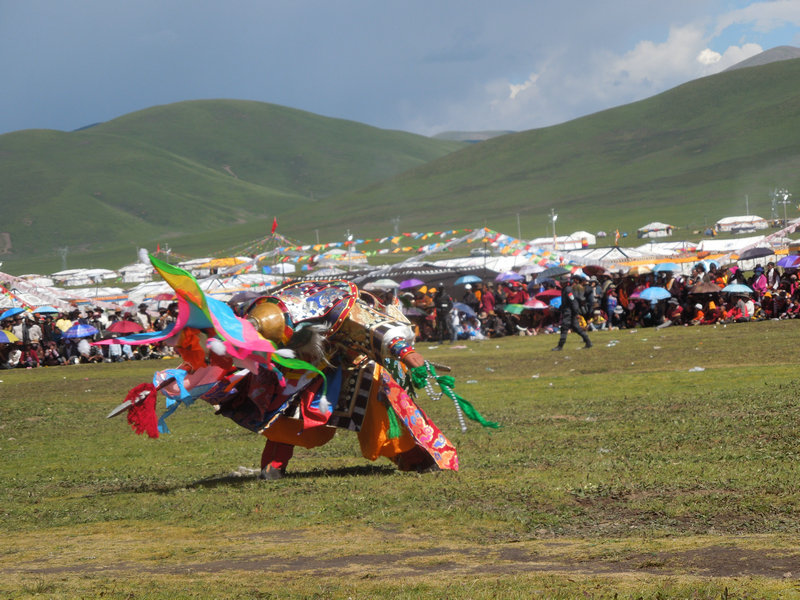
left=3, top=320, right=800, bottom=598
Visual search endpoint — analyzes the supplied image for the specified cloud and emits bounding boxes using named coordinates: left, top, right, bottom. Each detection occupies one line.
left=508, top=74, right=538, bottom=100
left=714, top=0, right=800, bottom=36
left=415, top=2, right=796, bottom=135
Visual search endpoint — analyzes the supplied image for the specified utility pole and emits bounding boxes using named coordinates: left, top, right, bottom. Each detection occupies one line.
left=516, top=213, right=521, bottom=240
left=779, top=188, right=793, bottom=225
left=550, top=209, right=558, bottom=250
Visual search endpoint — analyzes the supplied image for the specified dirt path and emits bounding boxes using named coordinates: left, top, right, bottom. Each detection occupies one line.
left=7, top=543, right=800, bottom=580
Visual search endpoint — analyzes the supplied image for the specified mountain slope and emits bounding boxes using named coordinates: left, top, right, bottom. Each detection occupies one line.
left=0, top=100, right=461, bottom=264
left=305, top=58, right=800, bottom=240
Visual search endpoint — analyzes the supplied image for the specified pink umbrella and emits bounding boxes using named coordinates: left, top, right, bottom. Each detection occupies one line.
left=523, top=298, right=548, bottom=309
left=107, top=320, right=144, bottom=334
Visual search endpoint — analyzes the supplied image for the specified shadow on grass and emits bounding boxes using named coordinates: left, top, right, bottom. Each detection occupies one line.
left=92, top=464, right=397, bottom=495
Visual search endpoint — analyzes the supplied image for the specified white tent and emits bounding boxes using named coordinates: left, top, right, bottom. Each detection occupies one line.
left=565, top=230, right=597, bottom=246
left=715, top=215, right=768, bottom=233
left=118, top=263, right=154, bottom=283
left=637, top=222, right=674, bottom=238
left=696, top=235, right=766, bottom=253
left=528, top=235, right=584, bottom=250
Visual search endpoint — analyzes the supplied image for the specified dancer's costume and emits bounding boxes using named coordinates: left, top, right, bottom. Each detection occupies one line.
left=102, top=256, right=497, bottom=475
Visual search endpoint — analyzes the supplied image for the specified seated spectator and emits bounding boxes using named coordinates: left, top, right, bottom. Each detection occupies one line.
left=3, top=342, right=23, bottom=369
left=587, top=309, right=607, bottom=331
left=690, top=303, right=705, bottom=325
left=609, top=305, right=626, bottom=329
left=41, top=341, right=66, bottom=366
left=77, top=338, right=103, bottom=363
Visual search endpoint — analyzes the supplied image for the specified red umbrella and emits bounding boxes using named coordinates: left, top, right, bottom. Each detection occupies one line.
left=582, top=265, right=606, bottom=276
left=122, top=300, right=136, bottom=307
left=107, top=320, right=144, bottom=334
left=535, top=289, right=561, bottom=301
left=153, top=293, right=175, bottom=301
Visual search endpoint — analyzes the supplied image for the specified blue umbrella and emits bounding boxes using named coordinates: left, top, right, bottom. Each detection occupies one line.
left=0, top=307, right=25, bottom=320
left=453, top=302, right=476, bottom=317
left=639, top=286, right=671, bottom=301
left=721, top=283, right=753, bottom=294
left=653, top=262, right=679, bottom=273
left=454, top=275, right=482, bottom=285
left=62, top=323, right=98, bottom=339
left=33, top=306, right=59, bottom=314
left=549, top=297, right=562, bottom=309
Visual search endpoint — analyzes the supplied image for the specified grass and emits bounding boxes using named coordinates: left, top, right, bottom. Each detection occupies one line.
left=3, top=320, right=800, bottom=597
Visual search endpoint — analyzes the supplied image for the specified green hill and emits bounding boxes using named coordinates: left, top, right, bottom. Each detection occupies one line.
left=5, top=58, right=800, bottom=275
left=304, top=58, right=800, bottom=241
left=0, top=100, right=461, bottom=271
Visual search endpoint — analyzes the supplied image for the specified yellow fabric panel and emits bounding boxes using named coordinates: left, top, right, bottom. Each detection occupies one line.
left=357, top=366, right=416, bottom=460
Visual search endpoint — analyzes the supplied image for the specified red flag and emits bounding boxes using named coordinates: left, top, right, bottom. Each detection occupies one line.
left=156, top=243, right=161, bottom=253
left=271, top=217, right=278, bottom=234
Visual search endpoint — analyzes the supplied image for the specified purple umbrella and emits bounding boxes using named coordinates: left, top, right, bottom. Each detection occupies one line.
left=777, top=255, right=800, bottom=268
left=495, top=271, right=524, bottom=282
left=399, top=278, right=425, bottom=289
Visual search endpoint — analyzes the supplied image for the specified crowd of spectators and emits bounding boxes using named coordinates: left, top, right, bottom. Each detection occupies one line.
left=401, top=260, right=798, bottom=342
left=0, top=302, right=178, bottom=369
left=2, top=260, right=796, bottom=367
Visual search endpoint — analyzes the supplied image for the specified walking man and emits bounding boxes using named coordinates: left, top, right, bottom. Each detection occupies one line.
left=552, top=274, right=593, bottom=351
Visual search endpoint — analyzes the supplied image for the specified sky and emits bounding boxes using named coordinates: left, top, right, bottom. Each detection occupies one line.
left=2, top=0, right=800, bottom=137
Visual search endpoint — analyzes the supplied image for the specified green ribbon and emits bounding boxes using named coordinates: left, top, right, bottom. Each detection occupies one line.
left=434, top=375, right=500, bottom=429
left=386, top=406, right=402, bottom=439
left=409, top=363, right=500, bottom=429
left=272, top=354, right=328, bottom=397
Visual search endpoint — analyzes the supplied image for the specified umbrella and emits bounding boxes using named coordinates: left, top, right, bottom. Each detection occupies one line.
left=399, top=278, right=425, bottom=289
left=523, top=298, right=548, bottom=309
left=639, top=287, right=671, bottom=301
left=364, top=278, right=400, bottom=291
left=153, top=293, right=175, bottom=301
left=518, top=264, right=545, bottom=275
left=549, top=297, right=562, bottom=309
left=62, top=323, right=99, bottom=339
left=107, top=320, right=144, bottom=334
left=581, top=265, right=606, bottom=276
left=653, top=262, right=679, bottom=273
left=453, top=302, right=476, bottom=317
left=536, top=266, right=569, bottom=282
left=721, top=283, right=753, bottom=294
left=33, top=306, right=60, bottom=314
left=496, top=271, right=523, bottom=282
left=535, top=289, right=561, bottom=301
left=0, top=307, right=25, bottom=320
left=737, top=247, right=774, bottom=261
left=454, top=274, right=482, bottom=285
left=0, top=330, right=19, bottom=343
left=689, top=281, right=721, bottom=294
left=777, top=255, right=800, bottom=268
left=627, top=265, right=653, bottom=276
left=402, top=306, right=427, bottom=317
left=501, top=303, right=525, bottom=315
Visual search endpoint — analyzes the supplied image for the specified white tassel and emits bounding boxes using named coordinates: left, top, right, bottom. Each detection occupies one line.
left=318, top=394, right=331, bottom=414
left=275, top=348, right=296, bottom=359
left=207, top=338, right=226, bottom=356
